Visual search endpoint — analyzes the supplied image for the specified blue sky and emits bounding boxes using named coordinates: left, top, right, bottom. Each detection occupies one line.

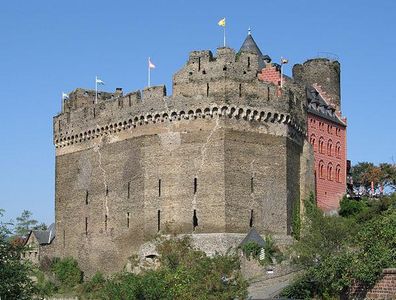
left=0, top=0, right=395, bottom=225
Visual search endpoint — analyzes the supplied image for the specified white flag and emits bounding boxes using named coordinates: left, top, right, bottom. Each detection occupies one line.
left=62, top=92, right=69, bottom=100
left=148, top=58, right=156, bottom=69
left=281, top=57, right=289, bottom=64
left=96, top=77, right=105, bottom=85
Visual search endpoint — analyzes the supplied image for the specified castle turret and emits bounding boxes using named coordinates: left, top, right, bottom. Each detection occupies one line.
left=293, top=58, right=341, bottom=111
left=238, top=30, right=271, bottom=70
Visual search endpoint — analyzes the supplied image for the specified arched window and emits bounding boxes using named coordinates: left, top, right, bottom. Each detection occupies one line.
left=310, top=134, right=316, bottom=151
left=336, top=165, right=341, bottom=182
left=327, top=163, right=333, bottom=181
left=336, top=142, right=341, bottom=158
left=319, top=137, right=325, bottom=154
left=319, top=160, right=325, bottom=179
left=327, top=139, right=333, bottom=156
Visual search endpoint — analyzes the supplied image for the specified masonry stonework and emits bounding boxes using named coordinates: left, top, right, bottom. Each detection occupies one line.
left=49, top=34, right=345, bottom=276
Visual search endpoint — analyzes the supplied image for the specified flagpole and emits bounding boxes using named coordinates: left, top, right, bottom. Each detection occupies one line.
left=280, top=63, right=283, bottom=89
left=61, top=92, right=64, bottom=112
left=223, top=21, right=226, bottom=47
left=148, top=57, right=151, bottom=87
left=95, top=76, right=98, bottom=104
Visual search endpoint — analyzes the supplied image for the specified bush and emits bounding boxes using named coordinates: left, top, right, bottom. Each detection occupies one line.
left=94, top=237, right=248, bottom=300
left=52, top=257, right=83, bottom=289
left=339, top=196, right=367, bottom=217
left=282, top=193, right=396, bottom=299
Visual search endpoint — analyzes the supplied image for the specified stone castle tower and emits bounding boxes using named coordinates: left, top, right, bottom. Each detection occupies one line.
left=52, top=33, right=316, bottom=275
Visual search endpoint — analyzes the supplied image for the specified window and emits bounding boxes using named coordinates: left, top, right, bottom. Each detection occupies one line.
left=105, top=215, right=108, bottom=231
left=336, top=165, right=341, bottom=182
left=85, top=191, right=89, bottom=205
left=193, top=210, right=198, bottom=230
left=249, top=210, right=254, bottom=227
left=319, top=161, right=325, bottom=179
left=310, top=134, right=316, bottom=151
left=157, top=210, right=161, bottom=232
left=194, top=177, right=197, bottom=194
left=327, top=163, right=333, bottom=181
left=127, top=182, right=130, bottom=199
left=319, top=137, right=325, bottom=154
left=336, top=142, right=341, bottom=158
left=250, top=177, right=254, bottom=194
left=127, top=212, right=130, bottom=228
left=158, top=179, right=161, bottom=197
left=85, top=217, right=88, bottom=235
left=327, top=139, right=333, bottom=156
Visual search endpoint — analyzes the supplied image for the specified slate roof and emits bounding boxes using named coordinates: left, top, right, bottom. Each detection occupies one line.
left=239, top=32, right=271, bottom=69
left=239, top=227, right=266, bottom=247
left=28, top=223, right=56, bottom=245
left=307, top=86, right=346, bottom=126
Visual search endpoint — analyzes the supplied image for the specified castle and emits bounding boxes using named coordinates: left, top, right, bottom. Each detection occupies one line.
left=46, top=32, right=346, bottom=276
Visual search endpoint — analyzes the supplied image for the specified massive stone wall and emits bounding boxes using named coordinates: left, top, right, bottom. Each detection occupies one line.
left=52, top=47, right=310, bottom=276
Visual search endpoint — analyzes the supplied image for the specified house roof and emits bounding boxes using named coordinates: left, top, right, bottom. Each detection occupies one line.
left=306, top=86, right=346, bottom=126
left=26, top=223, right=56, bottom=246
left=239, top=31, right=271, bottom=69
left=239, top=227, right=266, bottom=247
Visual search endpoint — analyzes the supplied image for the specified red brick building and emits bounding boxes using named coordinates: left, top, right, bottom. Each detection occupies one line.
left=306, top=84, right=347, bottom=212
left=255, top=48, right=347, bottom=212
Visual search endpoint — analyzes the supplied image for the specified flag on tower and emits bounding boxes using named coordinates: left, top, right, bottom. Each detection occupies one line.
left=281, top=57, right=289, bottom=64
left=96, top=77, right=105, bottom=85
left=218, top=18, right=226, bottom=27
left=148, top=58, right=156, bottom=69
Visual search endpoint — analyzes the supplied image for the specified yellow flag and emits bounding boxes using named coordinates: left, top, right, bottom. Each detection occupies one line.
left=218, top=18, right=226, bottom=27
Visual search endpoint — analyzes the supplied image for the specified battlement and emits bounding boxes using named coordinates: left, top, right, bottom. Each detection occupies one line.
left=54, top=46, right=308, bottom=150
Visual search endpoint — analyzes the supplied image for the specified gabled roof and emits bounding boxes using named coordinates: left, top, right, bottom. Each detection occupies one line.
left=239, top=31, right=271, bottom=69
left=25, top=223, right=56, bottom=246
left=306, top=86, right=346, bottom=126
left=239, top=227, right=266, bottom=247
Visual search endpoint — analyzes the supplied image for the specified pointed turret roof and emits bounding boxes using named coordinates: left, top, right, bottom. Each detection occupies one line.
left=239, top=227, right=266, bottom=247
left=239, top=29, right=271, bottom=69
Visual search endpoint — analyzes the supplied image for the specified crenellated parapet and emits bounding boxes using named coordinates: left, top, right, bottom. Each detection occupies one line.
left=54, top=47, right=308, bottom=152
left=54, top=102, right=305, bottom=151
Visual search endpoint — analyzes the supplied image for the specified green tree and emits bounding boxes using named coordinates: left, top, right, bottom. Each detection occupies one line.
left=52, top=257, right=83, bottom=289
left=0, top=209, right=34, bottom=300
left=282, top=193, right=396, bottom=299
left=379, top=162, right=396, bottom=190
left=14, top=210, right=38, bottom=237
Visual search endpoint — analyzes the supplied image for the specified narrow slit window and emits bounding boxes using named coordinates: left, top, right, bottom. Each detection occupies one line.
left=239, top=84, right=242, bottom=97
left=58, top=120, right=61, bottom=131
left=127, top=182, right=130, bottom=199
left=93, top=107, right=96, bottom=118
left=248, top=56, right=251, bottom=68
left=194, top=177, right=198, bottom=194
left=105, top=185, right=109, bottom=196
left=63, top=229, right=66, bottom=248
left=158, top=179, right=161, bottom=197
left=206, top=83, right=209, bottom=97
left=85, top=190, right=89, bottom=205
left=105, top=215, right=108, bottom=231
left=251, top=177, right=254, bottom=194
left=193, top=210, right=198, bottom=229
left=198, top=57, right=201, bottom=71
left=249, top=210, right=254, bottom=227
left=157, top=210, right=161, bottom=232
left=85, top=217, right=88, bottom=235
left=127, top=212, right=130, bottom=228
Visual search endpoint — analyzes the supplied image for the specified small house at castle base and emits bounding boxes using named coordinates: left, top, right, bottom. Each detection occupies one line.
left=44, top=32, right=346, bottom=276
